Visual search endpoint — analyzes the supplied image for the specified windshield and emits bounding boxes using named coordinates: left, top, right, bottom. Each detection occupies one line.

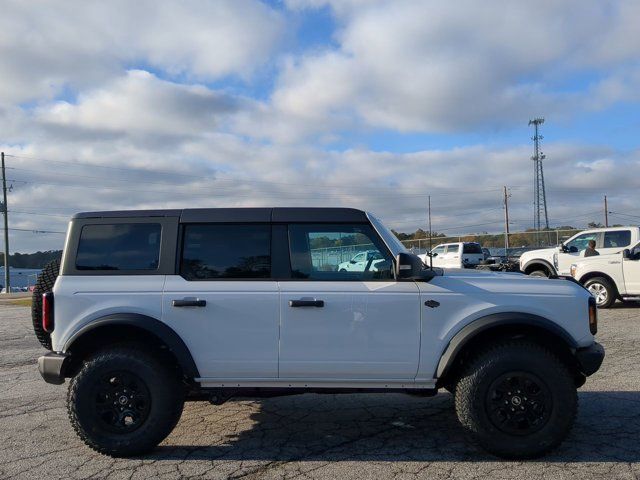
left=367, top=213, right=407, bottom=256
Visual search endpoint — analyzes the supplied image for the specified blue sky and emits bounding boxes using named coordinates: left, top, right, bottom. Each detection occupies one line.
left=1, top=0, right=639, bottom=252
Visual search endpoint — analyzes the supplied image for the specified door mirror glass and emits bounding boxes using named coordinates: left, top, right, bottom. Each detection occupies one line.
left=623, top=249, right=631, bottom=259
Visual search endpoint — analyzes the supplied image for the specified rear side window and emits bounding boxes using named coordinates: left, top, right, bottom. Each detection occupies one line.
left=447, top=244, right=459, bottom=253
left=603, top=230, right=631, bottom=248
left=180, top=224, right=271, bottom=280
left=76, top=223, right=161, bottom=271
left=463, top=243, right=483, bottom=254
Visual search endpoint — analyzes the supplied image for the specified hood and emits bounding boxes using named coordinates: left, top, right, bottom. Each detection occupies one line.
left=519, top=247, right=558, bottom=263
left=438, top=268, right=587, bottom=296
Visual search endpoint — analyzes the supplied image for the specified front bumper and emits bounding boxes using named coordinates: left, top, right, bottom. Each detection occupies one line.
left=38, top=352, right=70, bottom=385
left=575, top=342, right=605, bottom=376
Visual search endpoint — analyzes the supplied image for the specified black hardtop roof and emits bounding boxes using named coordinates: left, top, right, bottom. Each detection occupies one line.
left=73, top=207, right=369, bottom=223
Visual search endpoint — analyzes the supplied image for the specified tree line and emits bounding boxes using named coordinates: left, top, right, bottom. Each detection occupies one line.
left=1, top=250, right=62, bottom=269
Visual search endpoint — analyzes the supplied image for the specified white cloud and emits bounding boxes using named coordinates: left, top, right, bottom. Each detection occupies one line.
left=0, top=0, right=284, bottom=104
left=36, top=70, right=241, bottom=140
left=270, top=0, right=640, bottom=137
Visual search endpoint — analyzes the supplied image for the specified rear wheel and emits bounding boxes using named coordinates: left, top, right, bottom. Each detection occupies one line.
left=31, top=259, right=60, bottom=350
left=67, top=346, right=184, bottom=457
left=454, top=342, right=577, bottom=459
left=584, top=277, right=616, bottom=308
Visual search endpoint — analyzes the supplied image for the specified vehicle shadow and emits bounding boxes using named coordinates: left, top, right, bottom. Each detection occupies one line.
left=610, top=301, right=640, bottom=309
left=148, top=390, right=640, bottom=463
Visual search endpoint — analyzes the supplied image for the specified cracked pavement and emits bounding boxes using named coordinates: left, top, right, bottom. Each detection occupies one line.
left=1, top=304, right=639, bottom=479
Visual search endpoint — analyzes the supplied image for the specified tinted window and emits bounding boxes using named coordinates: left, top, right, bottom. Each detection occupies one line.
left=181, top=224, right=270, bottom=280
left=604, top=230, right=631, bottom=248
left=463, top=243, right=483, bottom=254
left=432, top=245, right=446, bottom=255
left=289, top=224, right=393, bottom=280
left=447, top=244, right=459, bottom=253
left=76, top=223, right=161, bottom=271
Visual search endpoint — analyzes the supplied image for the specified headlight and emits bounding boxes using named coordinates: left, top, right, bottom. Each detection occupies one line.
left=570, top=264, right=577, bottom=278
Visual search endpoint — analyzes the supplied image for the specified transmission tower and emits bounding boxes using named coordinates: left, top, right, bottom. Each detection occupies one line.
left=529, top=118, right=549, bottom=242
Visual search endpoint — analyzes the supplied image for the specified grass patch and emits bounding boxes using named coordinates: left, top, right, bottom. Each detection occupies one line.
left=8, top=298, right=32, bottom=307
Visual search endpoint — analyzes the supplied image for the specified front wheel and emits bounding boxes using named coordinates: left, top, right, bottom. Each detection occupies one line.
left=584, top=277, right=616, bottom=308
left=528, top=270, right=548, bottom=278
left=454, top=342, right=577, bottom=459
left=67, top=347, right=184, bottom=457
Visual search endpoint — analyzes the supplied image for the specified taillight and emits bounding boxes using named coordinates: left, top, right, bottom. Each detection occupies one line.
left=42, top=292, right=54, bottom=333
left=588, top=296, right=597, bottom=335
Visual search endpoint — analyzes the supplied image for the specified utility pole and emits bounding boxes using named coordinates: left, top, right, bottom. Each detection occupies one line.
left=427, top=195, right=433, bottom=269
left=604, top=195, right=609, bottom=227
left=529, top=118, right=549, bottom=246
left=1, top=152, right=9, bottom=294
left=503, top=186, right=510, bottom=253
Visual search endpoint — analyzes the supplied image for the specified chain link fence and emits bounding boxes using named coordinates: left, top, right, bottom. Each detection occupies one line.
left=400, top=229, right=582, bottom=254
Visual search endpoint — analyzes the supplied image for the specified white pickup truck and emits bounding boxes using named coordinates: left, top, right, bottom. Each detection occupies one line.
left=419, top=242, right=485, bottom=268
left=519, top=226, right=640, bottom=277
left=570, top=242, right=640, bottom=307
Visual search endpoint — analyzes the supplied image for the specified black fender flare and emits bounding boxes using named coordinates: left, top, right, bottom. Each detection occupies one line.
left=63, top=313, right=200, bottom=378
left=522, top=259, right=556, bottom=275
left=436, top=312, right=578, bottom=379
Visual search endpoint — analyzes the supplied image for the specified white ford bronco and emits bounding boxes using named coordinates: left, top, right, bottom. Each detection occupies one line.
left=34, top=208, right=604, bottom=459
left=570, top=242, right=640, bottom=308
left=519, top=226, right=640, bottom=277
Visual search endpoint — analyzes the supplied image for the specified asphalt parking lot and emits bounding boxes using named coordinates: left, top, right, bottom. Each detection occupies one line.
left=1, top=304, right=639, bottom=480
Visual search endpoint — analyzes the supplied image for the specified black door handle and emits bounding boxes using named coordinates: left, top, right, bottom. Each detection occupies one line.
left=172, top=299, right=207, bottom=307
left=289, top=299, right=324, bottom=307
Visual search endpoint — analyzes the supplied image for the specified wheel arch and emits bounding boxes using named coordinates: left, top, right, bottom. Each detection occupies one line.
left=522, top=259, right=556, bottom=276
left=579, top=271, right=618, bottom=291
left=436, top=313, right=580, bottom=387
left=63, top=313, right=199, bottom=380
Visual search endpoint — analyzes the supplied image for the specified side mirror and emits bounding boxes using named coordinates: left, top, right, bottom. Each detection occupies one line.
left=560, top=244, right=568, bottom=253
left=349, top=260, right=356, bottom=264
left=623, top=249, right=630, bottom=259
left=396, top=252, right=433, bottom=280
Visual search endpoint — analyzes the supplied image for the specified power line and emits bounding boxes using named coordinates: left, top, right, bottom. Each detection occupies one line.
left=608, top=211, right=640, bottom=221
left=4, top=153, right=520, bottom=196
left=9, top=210, right=71, bottom=218
left=1, top=227, right=65, bottom=234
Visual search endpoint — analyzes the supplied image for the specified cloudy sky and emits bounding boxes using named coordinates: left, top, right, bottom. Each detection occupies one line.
left=1, top=0, right=639, bottom=252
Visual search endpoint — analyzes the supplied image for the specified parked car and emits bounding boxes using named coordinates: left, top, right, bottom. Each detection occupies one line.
left=34, top=208, right=603, bottom=459
left=519, top=226, right=640, bottom=277
left=418, top=242, right=485, bottom=268
left=338, top=250, right=388, bottom=272
left=570, top=242, right=640, bottom=307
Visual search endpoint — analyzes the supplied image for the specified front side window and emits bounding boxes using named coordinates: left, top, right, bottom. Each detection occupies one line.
left=289, top=224, right=393, bottom=280
left=565, top=233, right=598, bottom=252
left=76, top=223, right=161, bottom=271
left=432, top=245, right=446, bottom=256
left=181, top=224, right=271, bottom=280
left=604, top=230, right=631, bottom=248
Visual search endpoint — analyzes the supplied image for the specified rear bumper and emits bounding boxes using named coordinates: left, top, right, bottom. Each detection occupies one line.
left=38, top=352, right=70, bottom=385
left=575, top=342, right=605, bottom=376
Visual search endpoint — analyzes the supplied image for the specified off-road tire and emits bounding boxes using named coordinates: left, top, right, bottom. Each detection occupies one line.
left=67, top=346, right=184, bottom=457
left=31, top=259, right=60, bottom=350
left=584, top=277, right=616, bottom=308
left=454, top=341, right=577, bottom=459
